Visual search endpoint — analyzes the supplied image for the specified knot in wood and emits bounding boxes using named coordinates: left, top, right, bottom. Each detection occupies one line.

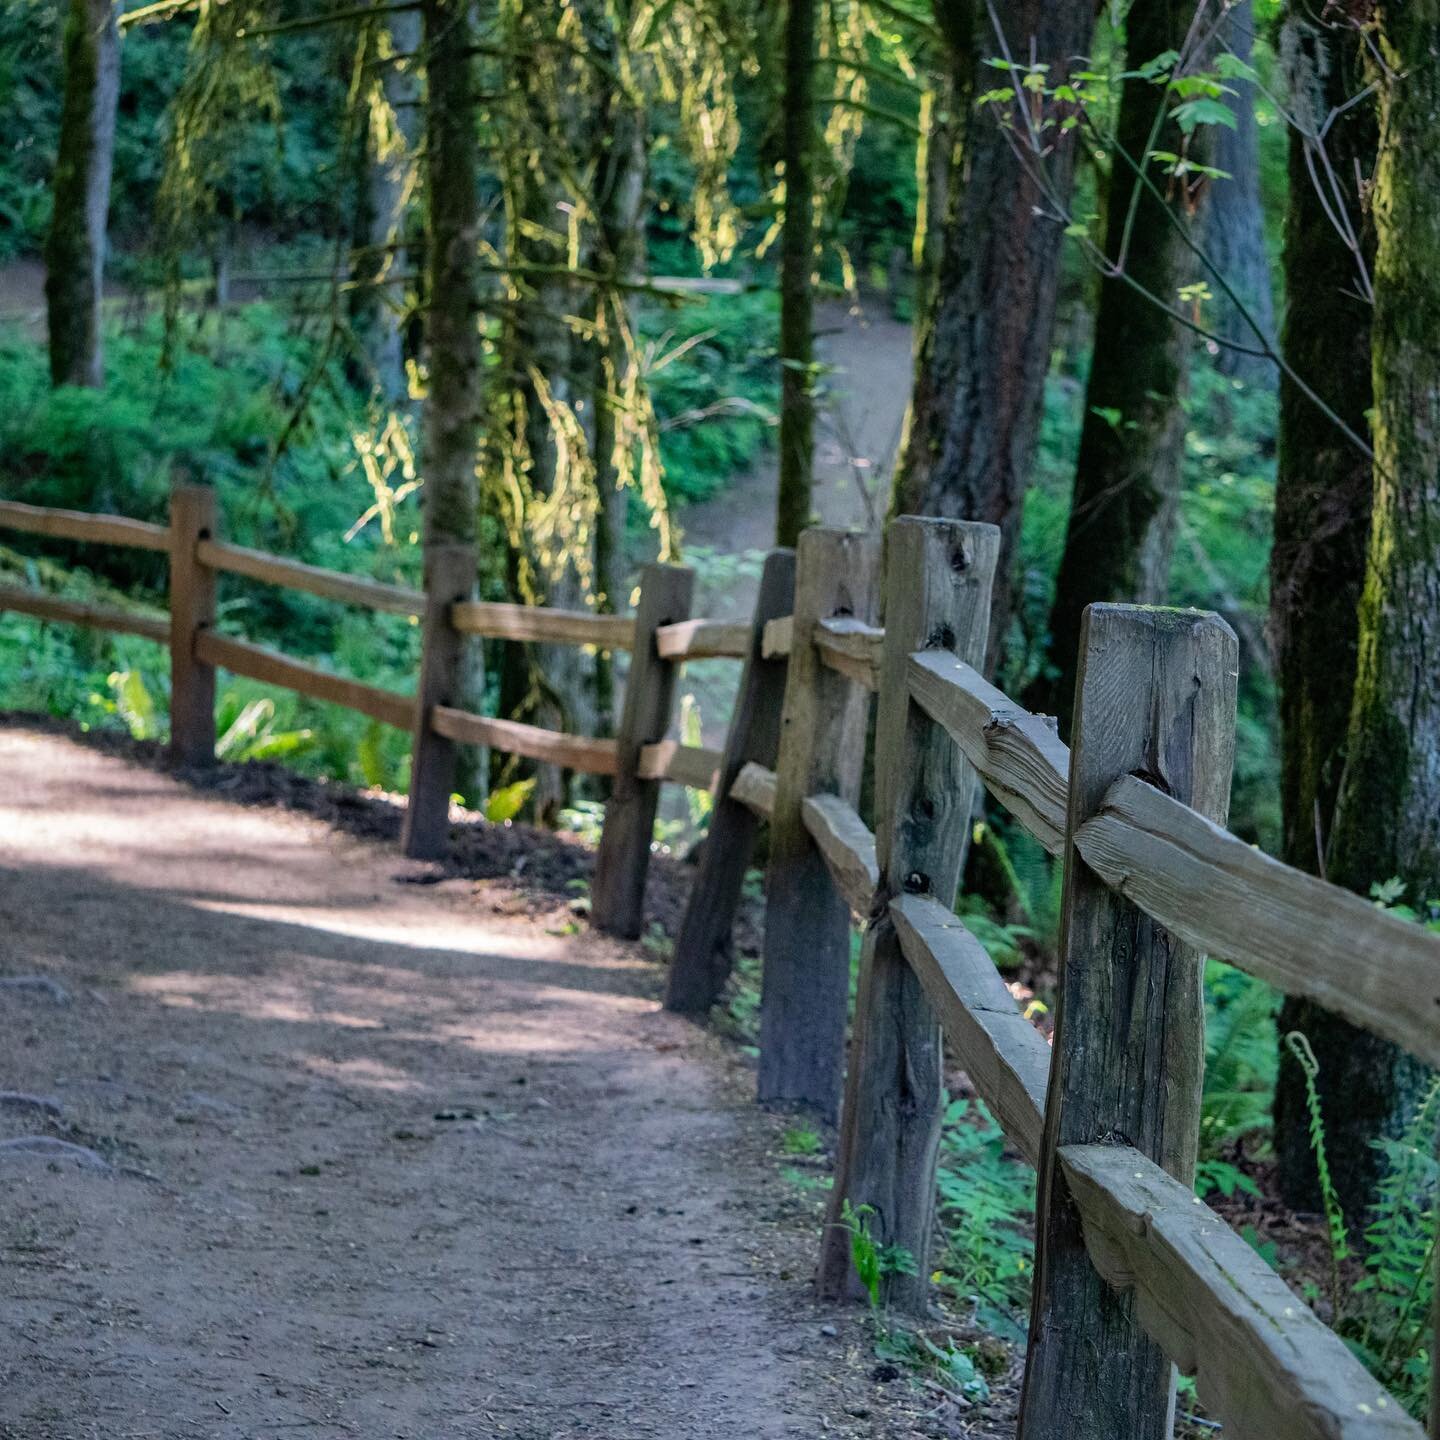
left=949, top=545, right=969, bottom=573
left=902, top=870, right=930, bottom=895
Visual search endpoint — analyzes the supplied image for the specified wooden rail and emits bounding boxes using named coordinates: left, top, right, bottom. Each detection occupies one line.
left=450, top=599, right=635, bottom=649
left=195, top=631, right=415, bottom=730
left=430, top=706, right=619, bottom=775
left=655, top=618, right=749, bottom=661
left=9, top=490, right=1440, bottom=1440
left=0, top=583, right=170, bottom=644
left=0, top=499, right=170, bottom=552
left=197, top=539, right=426, bottom=616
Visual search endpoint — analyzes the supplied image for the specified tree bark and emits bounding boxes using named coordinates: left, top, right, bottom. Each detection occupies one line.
left=775, top=0, right=816, bottom=547
left=1269, top=8, right=1382, bottom=1214
left=420, top=0, right=480, bottom=549
left=590, top=83, right=648, bottom=741
left=1300, top=0, right=1440, bottom=1222
left=892, top=0, right=1094, bottom=673
left=351, top=7, right=422, bottom=407
left=44, top=0, right=120, bottom=391
left=1202, top=0, right=1275, bottom=382
left=1033, top=0, right=1199, bottom=736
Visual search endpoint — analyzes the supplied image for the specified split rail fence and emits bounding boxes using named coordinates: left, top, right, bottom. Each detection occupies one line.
left=4, top=491, right=1440, bottom=1440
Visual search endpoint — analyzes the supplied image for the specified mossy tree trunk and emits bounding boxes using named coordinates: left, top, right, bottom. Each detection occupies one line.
left=351, top=7, right=422, bottom=407
left=1290, top=0, right=1440, bottom=1222
left=589, top=72, right=648, bottom=742
left=892, top=0, right=1094, bottom=672
left=1033, top=0, right=1199, bottom=736
left=775, top=0, right=816, bottom=548
left=44, top=0, right=120, bottom=391
left=1269, top=9, right=1380, bottom=1213
left=420, top=0, right=480, bottom=549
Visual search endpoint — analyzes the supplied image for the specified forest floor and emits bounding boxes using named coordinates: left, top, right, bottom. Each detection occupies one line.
left=0, top=722, right=1016, bottom=1440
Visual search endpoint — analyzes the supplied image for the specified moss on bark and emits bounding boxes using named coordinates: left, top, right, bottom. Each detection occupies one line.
left=1275, top=2, right=1440, bottom=1217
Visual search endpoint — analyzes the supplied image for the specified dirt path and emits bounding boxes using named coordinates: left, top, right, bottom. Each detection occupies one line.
left=0, top=727, right=945, bottom=1440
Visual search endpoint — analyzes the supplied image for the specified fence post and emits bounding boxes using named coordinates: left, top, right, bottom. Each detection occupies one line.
left=1017, top=604, right=1238, bottom=1440
left=401, top=542, right=477, bottom=861
left=817, top=516, right=999, bottom=1308
left=665, top=549, right=797, bottom=1014
left=168, top=483, right=218, bottom=768
left=758, top=527, right=881, bottom=1119
left=592, top=562, right=694, bottom=938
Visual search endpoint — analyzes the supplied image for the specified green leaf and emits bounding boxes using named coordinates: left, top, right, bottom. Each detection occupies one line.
left=486, top=777, right=536, bottom=824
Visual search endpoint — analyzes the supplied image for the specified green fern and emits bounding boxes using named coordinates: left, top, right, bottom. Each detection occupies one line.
left=1284, top=1030, right=1351, bottom=1318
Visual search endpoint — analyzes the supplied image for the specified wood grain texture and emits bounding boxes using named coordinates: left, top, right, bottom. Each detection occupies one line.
left=0, top=498, right=170, bottom=552
left=761, top=615, right=793, bottom=658
left=820, top=517, right=1000, bottom=1309
left=401, top=543, right=476, bottom=860
left=907, top=650, right=1069, bottom=855
left=591, top=564, right=694, bottom=938
left=654, top=618, right=750, bottom=661
left=450, top=599, right=634, bottom=650
left=668, top=551, right=796, bottom=1014
left=729, top=762, right=777, bottom=819
left=815, top=617, right=884, bottom=689
left=890, top=893, right=1049, bottom=1166
left=431, top=706, right=618, bottom=775
left=195, top=631, right=414, bottom=731
left=168, top=485, right=219, bottom=768
left=1019, top=605, right=1239, bottom=1440
left=0, top=584, right=169, bottom=643
left=1061, top=1144, right=1421, bottom=1440
left=801, top=793, right=878, bottom=916
left=759, top=529, right=880, bottom=1118
left=198, top=539, right=425, bottom=617
left=636, top=740, right=723, bottom=789
left=1075, top=774, right=1440, bottom=1070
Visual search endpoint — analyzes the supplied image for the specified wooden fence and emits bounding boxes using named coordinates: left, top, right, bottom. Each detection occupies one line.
left=3, top=493, right=1439, bottom=1439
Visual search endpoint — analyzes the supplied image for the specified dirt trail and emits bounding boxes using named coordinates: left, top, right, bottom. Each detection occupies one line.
left=0, top=727, right=938, bottom=1440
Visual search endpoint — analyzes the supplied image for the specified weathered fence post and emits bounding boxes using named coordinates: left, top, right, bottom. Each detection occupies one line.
left=1017, top=604, right=1238, bottom=1440
left=401, top=542, right=477, bottom=860
left=168, top=483, right=218, bottom=768
left=758, top=527, right=880, bottom=1119
left=666, top=549, right=796, bottom=1014
left=592, top=562, right=694, bottom=938
left=818, top=516, right=998, bottom=1308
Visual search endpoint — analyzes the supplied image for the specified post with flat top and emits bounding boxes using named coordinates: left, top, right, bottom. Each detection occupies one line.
left=758, top=527, right=880, bottom=1120
left=592, top=562, right=695, bottom=938
left=666, top=548, right=796, bottom=1014
left=168, top=482, right=218, bottom=768
left=401, top=542, right=477, bottom=860
left=818, top=516, right=999, bottom=1309
left=1017, top=604, right=1238, bottom=1440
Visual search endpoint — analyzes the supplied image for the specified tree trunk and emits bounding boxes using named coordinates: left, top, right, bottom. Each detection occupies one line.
left=775, top=0, right=816, bottom=547
left=352, top=7, right=422, bottom=407
left=1033, top=1, right=1199, bottom=736
left=590, top=82, right=648, bottom=742
left=1269, top=8, right=1380, bottom=1214
left=1202, top=0, right=1275, bottom=382
left=44, top=0, right=120, bottom=391
left=1298, top=0, right=1440, bottom=1223
left=892, top=0, right=1094, bottom=672
left=420, top=0, right=480, bottom=548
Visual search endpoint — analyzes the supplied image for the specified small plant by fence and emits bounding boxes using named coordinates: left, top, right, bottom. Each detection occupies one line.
left=3, top=492, right=1439, bottom=1439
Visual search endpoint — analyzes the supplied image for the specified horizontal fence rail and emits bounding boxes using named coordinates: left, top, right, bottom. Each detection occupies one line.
left=0, top=498, right=170, bottom=553
left=0, top=582, right=170, bottom=644
left=194, top=631, right=415, bottom=731
left=197, top=538, right=426, bottom=617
